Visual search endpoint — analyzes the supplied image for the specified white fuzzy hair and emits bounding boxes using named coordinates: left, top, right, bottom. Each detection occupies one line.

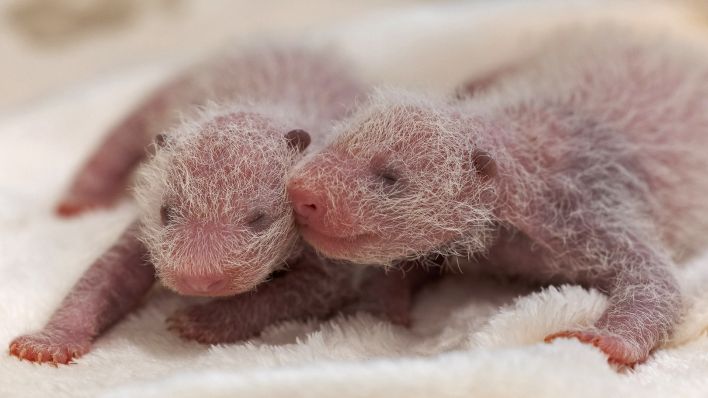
left=291, top=26, right=708, bottom=358
left=309, top=89, right=498, bottom=265
left=137, top=43, right=365, bottom=143
left=131, top=44, right=364, bottom=292
left=298, top=25, right=708, bottom=276
left=472, top=25, right=708, bottom=266
left=135, top=104, right=300, bottom=286
left=471, top=28, right=707, bottom=351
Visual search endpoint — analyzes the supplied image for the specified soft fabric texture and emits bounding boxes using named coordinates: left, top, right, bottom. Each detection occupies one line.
left=2, top=1, right=708, bottom=397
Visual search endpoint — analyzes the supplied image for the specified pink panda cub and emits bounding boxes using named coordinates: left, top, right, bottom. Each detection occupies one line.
left=10, top=45, right=426, bottom=365
left=288, top=28, right=708, bottom=366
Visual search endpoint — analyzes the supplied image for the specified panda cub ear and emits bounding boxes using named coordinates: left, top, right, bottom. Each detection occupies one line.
left=155, top=134, right=169, bottom=147
left=147, top=134, right=171, bottom=156
left=470, top=149, right=497, bottom=179
left=284, top=129, right=311, bottom=152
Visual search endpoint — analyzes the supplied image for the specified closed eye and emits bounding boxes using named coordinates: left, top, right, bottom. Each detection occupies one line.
left=378, top=171, right=398, bottom=186
left=370, top=154, right=405, bottom=194
left=160, top=205, right=175, bottom=225
left=373, top=168, right=405, bottom=195
left=246, top=211, right=271, bottom=232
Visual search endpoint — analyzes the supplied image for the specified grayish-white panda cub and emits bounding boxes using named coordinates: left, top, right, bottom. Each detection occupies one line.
left=10, top=45, right=427, bottom=365
left=288, top=28, right=708, bottom=366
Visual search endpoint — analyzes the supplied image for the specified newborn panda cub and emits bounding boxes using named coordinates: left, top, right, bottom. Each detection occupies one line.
left=288, top=29, right=708, bottom=366
left=9, top=46, right=419, bottom=365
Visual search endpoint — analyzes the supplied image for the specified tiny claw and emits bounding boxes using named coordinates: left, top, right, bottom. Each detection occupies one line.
left=36, top=352, right=44, bottom=362
left=56, top=202, right=85, bottom=217
left=51, top=353, right=60, bottom=364
left=544, top=330, right=573, bottom=343
left=545, top=330, right=644, bottom=367
left=19, top=348, right=27, bottom=359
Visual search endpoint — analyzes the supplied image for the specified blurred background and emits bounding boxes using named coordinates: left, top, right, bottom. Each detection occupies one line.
left=0, top=0, right=432, bottom=113
left=2, top=3, right=708, bottom=397
left=2, top=0, right=706, bottom=114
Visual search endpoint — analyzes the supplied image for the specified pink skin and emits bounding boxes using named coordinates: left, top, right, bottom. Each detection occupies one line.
left=351, top=260, right=436, bottom=327
left=289, top=107, right=681, bottom=367
left=13, top=47, right=430, bottom=365
left=8, top=223, right=428, bottom=364
left=286, top=36, right=708, bottom=365
left=55, top=46, right=363, bottom=218
left=288, top=118, right=494, bottom=263
left=167, top=248, right=431, bottom=343
left=155, top=119, right=432, bottom=339
left=139, top=114, right=318, bottom=298
left=9, top=223, right=155, bottom=365
left=481, top=225, right=679, bottom=366
left=14, top=125, right=305, bottom=364
left=55, top=46, right=367, bottom=297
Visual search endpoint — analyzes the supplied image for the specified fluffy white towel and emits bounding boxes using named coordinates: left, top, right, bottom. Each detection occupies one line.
left=2, top=2, right=707, bottom=397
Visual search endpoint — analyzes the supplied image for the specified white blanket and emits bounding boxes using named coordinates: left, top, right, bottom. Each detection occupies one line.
left=2, top=2, right=708, bottom=397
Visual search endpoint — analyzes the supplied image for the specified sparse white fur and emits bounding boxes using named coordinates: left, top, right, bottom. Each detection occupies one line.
left=304, top=90, right=499, bottom=264
left=290, top=26, right=708, bottom=363
left=312, top=26, right=708, bottom=266
left=136, top=108, right=299, bottom=286
left=133, top=45, right=364, bottom=294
